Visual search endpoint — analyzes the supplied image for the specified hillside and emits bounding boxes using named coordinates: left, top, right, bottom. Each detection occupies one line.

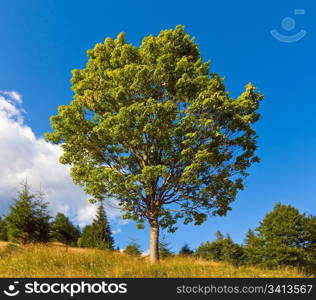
left=0, top=242, right=311, bottom=278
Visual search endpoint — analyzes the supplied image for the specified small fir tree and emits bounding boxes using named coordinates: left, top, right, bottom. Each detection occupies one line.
left=124, top=241, right=142, bottom=256
left=179, top=243, right=194, bottom=256
left=91, top=202, right=114, bottom=250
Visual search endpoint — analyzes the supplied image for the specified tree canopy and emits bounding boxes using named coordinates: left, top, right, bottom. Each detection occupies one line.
left=245, top=203, right=316, bottom=270
left=46, top=25, right=263, bottom=262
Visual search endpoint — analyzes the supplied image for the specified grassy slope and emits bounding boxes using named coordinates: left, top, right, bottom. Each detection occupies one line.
left=0, top=242, right=311, bottom=278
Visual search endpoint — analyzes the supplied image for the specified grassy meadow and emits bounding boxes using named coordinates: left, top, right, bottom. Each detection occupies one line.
left=0, top=241, right=312, bottom=278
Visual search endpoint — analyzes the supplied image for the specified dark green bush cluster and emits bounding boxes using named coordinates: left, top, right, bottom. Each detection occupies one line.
left=124, top=241, right=142, bottom=256
left=195, top=231, right=244, bottom=266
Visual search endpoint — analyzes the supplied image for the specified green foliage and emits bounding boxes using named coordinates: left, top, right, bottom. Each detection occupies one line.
left=159, top=238, right=173, bottom=258
left=45, top=25, right=263, bottom=235
left=77, top=225, right=94, bottom=248
left=78, top=202, right=114, bottom=250
left=0, top=216, right=8, bottom=241
left=179, top=243, right=194, bottom=256
left=124, top=241, right=142, bottom=256
left=221, top=235, right=244, bottom=266
left=245, top=203, right=316, bottom=272
left=50, top=213, right=80, bottom=246
left=35, top=190, right=51, bottom=243
left=243, top=229, right=264, bottom=265
left=196, top=231, right=244, bottom=265
left=90, top=202, right=114, bottom=250
left=6, top=181, right=51, bottom=244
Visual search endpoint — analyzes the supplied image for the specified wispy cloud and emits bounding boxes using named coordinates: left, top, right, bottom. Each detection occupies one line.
left=0, top=90, right=22, bottom=104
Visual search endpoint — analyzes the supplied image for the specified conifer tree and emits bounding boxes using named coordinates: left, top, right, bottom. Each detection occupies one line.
left=0, top=216, right=8, bottom=241
left=158, top=237, right=173, bottom=258
left=91, top=202, right=114, bottom=250
left=50, top=212, right=80, bottom=246
left=247, top=203, right=316, bottom=269
left=179, top=243, right=194, bottom=256
left=77, top=225, right=94, bottom=248
left=78, top=202, right=114, bottom=250
left=195, top=231, right=244, bottom=265
left=243, top=229, right=264, bottom=265
left=34, top=190, right=51, bottom=242
left=6, top=181, right=51, bottom=244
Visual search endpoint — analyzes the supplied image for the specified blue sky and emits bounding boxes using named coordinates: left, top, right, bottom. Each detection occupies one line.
left=0, top=0, right=315, bottom=252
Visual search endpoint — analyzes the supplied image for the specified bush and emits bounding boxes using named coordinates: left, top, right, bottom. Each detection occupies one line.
left=124, top=242, right=142, bottom=256
left=196, top=231, right=244, bottom=265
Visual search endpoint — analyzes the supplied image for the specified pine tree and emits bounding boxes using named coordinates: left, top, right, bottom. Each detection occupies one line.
left=50, top=213, right=80, bottom=246
left=158, top=237, right=173, bottom=258
left=243, top=229, right=265, bottom=265
left=246, top=203, right=316, bottom=271
left=179, top=243, right=194, bottom=256
left=78, top=202, right=114, bottom=250
left=195, top=231, right=244, bottom=265
left=34, top=190, right=51, bottom=242
left=0, top=216, right=8, bottom=241
left=6, top=181, right=51, bottom=244
left=221, top=234, right=244, bottom=266
left=91, top=202, right=114, bottom=250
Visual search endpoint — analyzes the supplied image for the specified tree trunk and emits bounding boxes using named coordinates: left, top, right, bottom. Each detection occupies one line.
left=149, top=219, right=159, bottom=264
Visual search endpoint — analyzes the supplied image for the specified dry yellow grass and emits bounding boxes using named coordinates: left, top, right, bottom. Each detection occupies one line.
left=0, top=242, right=312, bottom=278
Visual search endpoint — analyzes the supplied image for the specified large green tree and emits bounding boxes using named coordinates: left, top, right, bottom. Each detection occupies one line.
left=46, top=25, right=263, bottom=263
left=246, top=203, right=316, bottom=270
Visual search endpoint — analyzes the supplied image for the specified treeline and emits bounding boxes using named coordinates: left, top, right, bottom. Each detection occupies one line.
left=119, top=204, right=315, bottom=274
left=0, top=181, right=114, bottom=249
left=122, top=203, right=316, bottom=274
left=195, top=203, right=316, bottom=273
left=0, top=181, right=315, bottom=274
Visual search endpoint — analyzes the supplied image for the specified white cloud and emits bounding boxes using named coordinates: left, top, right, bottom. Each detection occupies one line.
left=142, top=249, right=150, bottom=256
left=77, top=204, right=98, bottom=228
left=112, top=228, right=122, bottom=235
left=0, top=90, right=22, bottom=104
left=0, top=91, right=122, bottom=227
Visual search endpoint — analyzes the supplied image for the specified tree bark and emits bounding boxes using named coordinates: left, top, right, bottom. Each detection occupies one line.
left=149, top=219, right=159, bottom=264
